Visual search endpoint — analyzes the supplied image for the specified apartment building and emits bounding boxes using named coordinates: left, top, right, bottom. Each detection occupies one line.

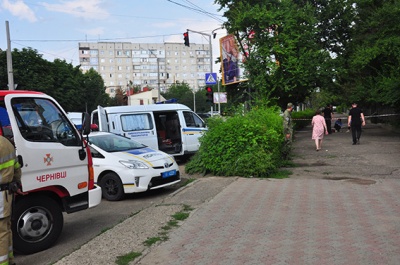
left=78, top=42, right=211, bottom=98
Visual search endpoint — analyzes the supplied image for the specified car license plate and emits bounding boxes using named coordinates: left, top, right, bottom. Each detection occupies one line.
left=162, top=169, right=176, bottom=178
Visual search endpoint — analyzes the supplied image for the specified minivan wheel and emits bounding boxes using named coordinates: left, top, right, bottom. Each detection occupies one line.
left=99, top=172, right=125, bottom=201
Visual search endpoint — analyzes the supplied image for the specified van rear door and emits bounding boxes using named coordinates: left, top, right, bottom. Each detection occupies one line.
left=119, top=112, right=158, bottom=149
left=97, top=106, right=110, bottom=132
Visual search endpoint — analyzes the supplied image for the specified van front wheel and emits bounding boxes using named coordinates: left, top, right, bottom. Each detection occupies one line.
left=12, top=196, right=63, bottom=254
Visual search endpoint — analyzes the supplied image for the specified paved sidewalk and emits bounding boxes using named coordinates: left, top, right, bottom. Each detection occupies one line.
left=138, top=178, right=400, bottom=265
left=136, top=123, right=400, bottom=265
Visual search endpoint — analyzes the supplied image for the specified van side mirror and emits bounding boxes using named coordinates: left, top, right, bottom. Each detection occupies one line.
left=82, top=113, right=91, bottom=135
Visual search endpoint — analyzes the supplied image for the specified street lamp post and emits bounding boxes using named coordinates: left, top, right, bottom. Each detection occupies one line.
left=187, top=29, right=212, bottom=73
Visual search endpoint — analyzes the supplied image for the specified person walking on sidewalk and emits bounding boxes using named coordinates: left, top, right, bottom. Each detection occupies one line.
left=312, top=109, right=328, bottom=151
left=283, top=103, right=294, bottom=143
left=323, top=104, right=334, bottom=134
left=348, top=102, right=366, bottom=145
left=0, top=136, right=24, bottom=265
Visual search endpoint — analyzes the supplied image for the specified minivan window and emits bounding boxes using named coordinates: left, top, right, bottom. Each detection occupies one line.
left=183, top=111, right=205, bottom=128
left=120, top=113, right=153, bottom=131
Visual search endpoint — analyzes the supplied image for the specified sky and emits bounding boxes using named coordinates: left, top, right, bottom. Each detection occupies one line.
left=0, top=0, right=227, bottom=70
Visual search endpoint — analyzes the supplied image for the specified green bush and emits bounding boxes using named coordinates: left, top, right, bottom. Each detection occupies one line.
left=185, top=106, right=285, bottom=177
left=291, top=109, right=315, bottom=130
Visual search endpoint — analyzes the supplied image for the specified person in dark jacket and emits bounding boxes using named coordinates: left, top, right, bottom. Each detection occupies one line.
left=348, top=103, right=366, bottom=145
left=323, top=104, right=333, bottom=134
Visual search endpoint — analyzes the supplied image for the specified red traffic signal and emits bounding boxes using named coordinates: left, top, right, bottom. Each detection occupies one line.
left=206, top=87, right=213, bottom=104
left=183, top=32, right=190, bottom=47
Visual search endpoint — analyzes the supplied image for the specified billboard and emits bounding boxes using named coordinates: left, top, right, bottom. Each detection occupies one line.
left=220, top=34, right=247, bottom=85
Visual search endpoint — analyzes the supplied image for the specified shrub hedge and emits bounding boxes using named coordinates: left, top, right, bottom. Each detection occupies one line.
left=185, top=106, right=285, bottom=177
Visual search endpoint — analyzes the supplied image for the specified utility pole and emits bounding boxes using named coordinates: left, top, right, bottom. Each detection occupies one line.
left=6, top=21, right=15, bottom=90
left=157, top=58, right=161, bottom=103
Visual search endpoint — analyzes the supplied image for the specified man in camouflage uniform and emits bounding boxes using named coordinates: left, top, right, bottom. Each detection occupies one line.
left=0, top=136, right=23, bottom=265
left=283, top=103, right=294, bottom=143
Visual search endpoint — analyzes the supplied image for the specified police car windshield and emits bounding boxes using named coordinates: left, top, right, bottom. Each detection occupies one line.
left=89, top=134, right=146, bottom=152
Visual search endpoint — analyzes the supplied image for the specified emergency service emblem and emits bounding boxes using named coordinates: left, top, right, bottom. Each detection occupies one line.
left=44, top=154, right=53, bottom=166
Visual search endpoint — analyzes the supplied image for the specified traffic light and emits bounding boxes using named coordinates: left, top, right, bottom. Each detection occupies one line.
left=183, top=31, right=190, bottom=47
left=206, top=87, right=213, bottom=104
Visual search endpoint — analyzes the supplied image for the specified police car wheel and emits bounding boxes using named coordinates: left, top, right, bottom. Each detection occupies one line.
left=12, top=195, right=63, bottom=254
left=99, top=172, right=125, bottom=201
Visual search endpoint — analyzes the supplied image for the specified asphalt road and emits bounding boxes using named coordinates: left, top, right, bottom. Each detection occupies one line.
left=14, top=184, right=182, bottom=265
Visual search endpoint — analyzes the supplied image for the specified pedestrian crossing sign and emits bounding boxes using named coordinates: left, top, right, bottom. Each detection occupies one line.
left=205, top=73, right=217, bottom=85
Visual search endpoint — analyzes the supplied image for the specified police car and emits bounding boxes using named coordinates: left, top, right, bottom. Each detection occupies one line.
left=87, top=132, right=180, bottom=201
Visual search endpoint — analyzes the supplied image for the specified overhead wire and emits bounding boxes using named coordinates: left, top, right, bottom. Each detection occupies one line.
left=166, top=0, right=225, bottom=23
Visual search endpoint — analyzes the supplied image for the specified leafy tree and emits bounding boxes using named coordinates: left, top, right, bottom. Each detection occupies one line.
left=161, top=82, right=193, bottom=104
left=216, top=0, right=333, bottom=108
left=338, top=0, right=400, bottom=110
left=0, top=48, right=109, bottom=112
left=80, top=68, right=110, bottom=112
left=0, top=48, right=54, bottom=91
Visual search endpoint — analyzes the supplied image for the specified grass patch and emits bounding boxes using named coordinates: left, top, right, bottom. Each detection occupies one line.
left=280, top=160, right=297, bottom=168
left=183, top=204, right=194, bottom=211
left=143, top=237, right=162, bottom=246
left=167, top=220, right=179, bottom=227
left=171, top=212, right=190, bottom=221
left=116, top=204, right=195, bottom=264
left=116, top=252, right=141, bottom=265
left=181, top=178, right=196, bottom=187
left=100, top=226, right=112, bottom=234
left=269, top=169, right=292, bottom=179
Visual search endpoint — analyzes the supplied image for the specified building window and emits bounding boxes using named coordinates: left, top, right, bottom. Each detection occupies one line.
left=90, top=50, right=98, bottom=55
left=109, top=51, right=113, bottom=55
left=109, top=59, right=114, bottom=63
left=90, top=57, right=98, bottom=64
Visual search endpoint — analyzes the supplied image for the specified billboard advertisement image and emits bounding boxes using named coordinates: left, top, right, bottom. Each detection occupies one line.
left=220, top=34, right=246, bottom=85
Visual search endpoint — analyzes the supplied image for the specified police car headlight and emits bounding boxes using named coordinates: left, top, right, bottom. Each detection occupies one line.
left=119, top=160, right=149, bottom=169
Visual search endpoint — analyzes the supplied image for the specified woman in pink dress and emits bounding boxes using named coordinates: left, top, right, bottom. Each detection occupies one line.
left=312, top=109, right=328, bottom=151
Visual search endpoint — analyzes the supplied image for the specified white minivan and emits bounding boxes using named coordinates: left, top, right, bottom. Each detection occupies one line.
left=91, top=104, right=207, bottom=156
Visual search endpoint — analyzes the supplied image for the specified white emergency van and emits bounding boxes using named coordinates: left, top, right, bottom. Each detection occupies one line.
left=0, top=90, right=102, bottom=254
left=91, top=104, right=207, bottom=156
